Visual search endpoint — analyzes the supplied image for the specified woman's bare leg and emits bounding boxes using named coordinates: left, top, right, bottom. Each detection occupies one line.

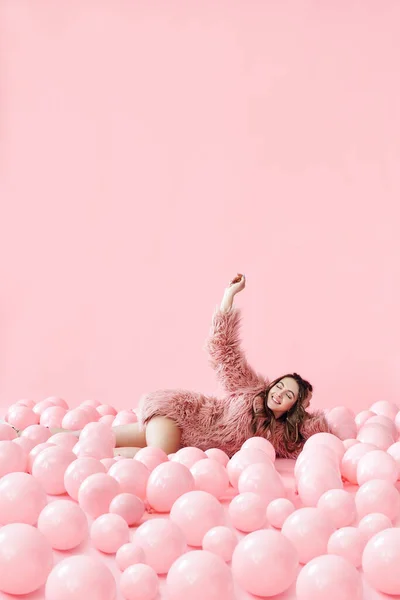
left=145, top=416, right=181, bottom=454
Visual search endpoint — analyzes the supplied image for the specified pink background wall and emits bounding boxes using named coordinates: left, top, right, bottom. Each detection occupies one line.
left=1, top=1, right=400, bottom=415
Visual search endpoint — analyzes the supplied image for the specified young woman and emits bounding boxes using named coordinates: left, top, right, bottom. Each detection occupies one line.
left=113, top=274, right=332, bottom=459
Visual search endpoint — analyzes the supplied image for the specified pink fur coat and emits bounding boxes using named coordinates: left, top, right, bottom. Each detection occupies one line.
left=138, top=307, right=331, bottom=458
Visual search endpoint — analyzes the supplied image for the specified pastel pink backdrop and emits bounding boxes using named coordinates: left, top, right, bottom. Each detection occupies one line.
left=1, top=1, right=400, bottom=416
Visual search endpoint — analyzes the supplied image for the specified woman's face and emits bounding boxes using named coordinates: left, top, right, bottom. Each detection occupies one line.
left=267, top=377, right=300, bottom=417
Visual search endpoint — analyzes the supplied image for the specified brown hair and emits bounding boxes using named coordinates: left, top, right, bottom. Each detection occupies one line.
left=252, top=373, right=313, bottom=451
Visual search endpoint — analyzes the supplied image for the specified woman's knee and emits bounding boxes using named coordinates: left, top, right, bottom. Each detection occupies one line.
left=145, top=416, right=181, bottom=454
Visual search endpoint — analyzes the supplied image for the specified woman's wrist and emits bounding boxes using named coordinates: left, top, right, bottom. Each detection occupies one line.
left=220, top=289, right=235, bottom=313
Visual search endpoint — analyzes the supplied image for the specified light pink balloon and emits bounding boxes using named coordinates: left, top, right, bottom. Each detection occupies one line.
left=109, top=458, right=150, bottom=499
left=0, top=440, right=27, bottom=476
left=44, top=396, right=69, bottom=410
left=227, top=448, right=272, bottom=488
left=0, top=423, right=18, bottom=441
left=146, top=461, right=195, bottom=512
left=13, top=436, right=35, bottom=453
left=267, top=498, right=295, bottom=529
left=101, top=457, right=116, bottom=470
left=134, top=447, right=168, bottom=471
left=16, top=398, right=36, bottom=408
left=38, top=500, right=88, bottom=550
left=33, top=398, right=57, bottom=416
left=340, top=442, right=376, bottom=483
left=190, top=458, right=229, bottom=498
left=238, top=461, right=286, bottom=505
left=78, top=472, right=121, bottom=518
left=228, top=492, right=266, bottom=532
left=120, top=564, right=159, bottom=600
left=357, top=449, right=398, bottom=485
left=281, top=507, right=335, bottom=564
left=167, top=550, right=234, bottom=600
left=81, top=399, right=101, bottom=407
left=317, top=489, right=356, bottom=528
left=202, top=526, right=237, bottom=562
left=370, top=400, right=399, bottom=421
left=297, top=466, right=343, bottom=507
left=358, top=512, right=393, bottom=541
left=365, top=414, right=398, bottom=439
left=96, top=404, right=117, bottom=417
left=21, top=423, right=51, bottom=444
left=99, top=414, right=115, bottom=426
left=7, top=405, right=39, bottom=429
left=355, top=479, right=400, bottom=521
left=357, top=423, right=394, bottom=450
left=40, top=406, right=67, bottom=428
left=296, top=554, right=362, bottom=600
left=343, top=438, right=358, bottom=450
left=91, top=513, right=129, bottom=554
left=32, top=445, right=75, bottom=495
left=109, top=493, right=145, bottom=526
left=45, top=555, right=116, bottom=600
left=326, top=406, right=357, bottom=440
left=116, top=543, right=146, bottom=572
left=172, top=446, right=207, bottom=468
left=0, top=472, right=47, bottom=525
left=363, top=528, right=400, bottom=594
left=395, top=410, right=400, bottom=432
left=79, top=404, right=100, bottom=422
left=112, top=410, right=138, bottom=427
left=241, top=436, right=276, bottom=461
left=355, top=409, right=375, bottom=430
left=134, top=518, right=187, bottom=574
left=62, top=408, right=91, bottom=430
left=387, top=441, right=400, bottom=474
left=80, top=421, right=116, bottom=447
left=327, top=527, right=365, bottom=567
left=232, top=529, right=298, bottom=597
left=0, top=523, right=53, bottom=595
left=75, top=437, right=114, bottom=460
left=205, top=448, right=229, bottom=466
left=303, top=432, right=345, bottom=460
left=48, top=432, right=78, bottom=451
left=28, top=442, right=54, bottom=473
left=170, top=490, right=224, bottom=546
left=295, top=447, right=340, bottom=480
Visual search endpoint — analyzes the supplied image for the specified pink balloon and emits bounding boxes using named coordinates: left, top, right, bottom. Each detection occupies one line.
left=227, top=448, right=272, bottom=488
left=357, top=423, right=394, bottom=450
left=0, top=472, right=47, bottom=525
left=395, top=410, right=400, bottom=432
left=358, top=512, right=393, bottom=541
left=116, top=543, right=146, bottom=571
left=167, top=550, right=234, bottom=600
left=99, top=414, right=115, bottom=426
left=109, top=458, right=150, bottom=500
left=202, top=526, right=237, bottom=562
left=0, top=523, right=53, bottom=595
left=109, top=493, right=145, bottom=526
left=45, top=555, right=116, bottom=600
left=32, top=445, right=75, bottom=495
left=33, top=398, right=57, bottom=416
left=365, top=414, right=398, bottom=439
left=91, top=513, right=129, bottom=554
left=146, top=461, right=195, bottom=512
left=13, top=435, right=35, bottom=454
left=317, top=489, right=356, bottom=528
left=232, top=529, right=298, bottom=597
left=281, top=507, right=335, bottom=564
left=228, top=492, right=266, bottom=532
left=387, top=441, right=400, bottom=473
left=343, top=438, right=358, bottom=449
left=326, top=406, right=357, bottom=440
left=327, top=527, right=365, bottom=567
left=101, top=457, right=116, bottom=470
left=120, top=564, right=159, bottom=600
left=134, top=446, right=168, bottom=471
left=62, top=408, right=91, bottom=430
left=134, top=518, right=186, bottom=574
left=28, top=442, right=54, bottom=473
left=16, top=398, right=36, bottom=408
left=190, top=458, right=229, bottom=498
left=80, top=421, right=116, bottom=447
left=170, top=490, right=224, bottom=546
left=370, top=400, right=398, bottom=421
left=78, top=472, right=120, bottom=518
left=241, top=436, right=276, bottom=461
left=79, top=404, right=100, bottom=422
left=75, top=437, right=114, bottom=460
left=205, top=448, right=230, bottom=466
left=363, top=528, right=400, bottom=594
left=296, top=554, right=362, bottom=600
left=303, top=432, right=345, bottom=460
left=40, top=406, right=67, bottom=428
left=48, top=432, right=78, bottom=451
left=357, top=449, right=398, bottom=485
left=355, top=479, right=400, bottom=522
left=267, top=498, right=295, bottom=529
left=44, top=396, right=69, bottom=410
left=21, top=423, right=51, bottom=444
left=7, top=405, right=39, bottom=429
left=237, top=462, right=286, bottom=505
left=38, top=500, right=88, bottom=550
left=96, top=404, right=117, bottom=417
left=340, top=442, right=376, bottom=483
left=355, top=410, right=375, bottom=429
left=0, top=440, right=27, bottom=476
left=172, top=446, right=207, bottom=468
left=295, top=449, right=340, bottom=481
left=81, top=399, right=101, bottom=407
left=0, top=423, right=18, bottom=440
left=112, top=410, right=138, bottom=427
left=297, top=465, right=343, bottom=507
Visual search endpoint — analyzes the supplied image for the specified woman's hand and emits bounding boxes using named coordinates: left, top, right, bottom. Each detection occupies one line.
left=220, top=274, right=245, bottom=313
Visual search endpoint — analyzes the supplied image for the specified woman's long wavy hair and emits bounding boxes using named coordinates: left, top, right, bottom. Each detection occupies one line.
left=252, top=373, right=313, bottom=452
